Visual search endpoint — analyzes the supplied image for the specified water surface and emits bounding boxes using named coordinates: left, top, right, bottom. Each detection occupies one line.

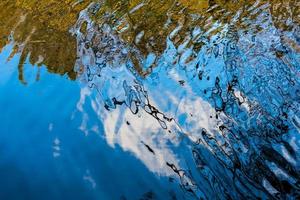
left=0, top=0, right=300, bottom=199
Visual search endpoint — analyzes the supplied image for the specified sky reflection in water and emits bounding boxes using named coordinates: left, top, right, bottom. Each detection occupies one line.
left=0, top=0, right=300, bottom=199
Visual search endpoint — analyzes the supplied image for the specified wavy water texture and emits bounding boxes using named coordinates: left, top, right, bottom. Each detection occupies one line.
left=70, top=1, right=300, bottom=199
left=0, top=0, right=299, bottom=199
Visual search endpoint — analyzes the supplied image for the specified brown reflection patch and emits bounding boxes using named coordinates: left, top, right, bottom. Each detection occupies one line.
left=0, top=0, right=299, bottom=82
left=0, top=0, right=94, bottom=83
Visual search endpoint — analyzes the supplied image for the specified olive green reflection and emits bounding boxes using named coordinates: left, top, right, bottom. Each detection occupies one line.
left=0, top=0, right=298, bottom=82
left=0, top=0, right=94, bottom=83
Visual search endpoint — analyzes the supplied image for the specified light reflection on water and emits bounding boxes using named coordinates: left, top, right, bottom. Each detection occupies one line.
left=0, top=0, right=300, bottom=199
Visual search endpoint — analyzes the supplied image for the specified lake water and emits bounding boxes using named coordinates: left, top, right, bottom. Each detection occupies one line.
left=0, top=1, right=300, bottom=199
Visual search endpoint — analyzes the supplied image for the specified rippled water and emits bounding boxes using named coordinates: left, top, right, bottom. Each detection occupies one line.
left=0, top=0, right=300, bottom=199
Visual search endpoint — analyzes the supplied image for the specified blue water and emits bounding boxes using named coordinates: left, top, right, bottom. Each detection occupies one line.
left=1, top=1, right=300, bottom=199
left=0, top=46, right=184, bottom=199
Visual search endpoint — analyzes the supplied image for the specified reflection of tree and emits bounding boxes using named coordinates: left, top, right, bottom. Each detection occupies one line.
left=0, top=0, right=93, bottom=83
left=0, top=0, right=298, bottom=82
